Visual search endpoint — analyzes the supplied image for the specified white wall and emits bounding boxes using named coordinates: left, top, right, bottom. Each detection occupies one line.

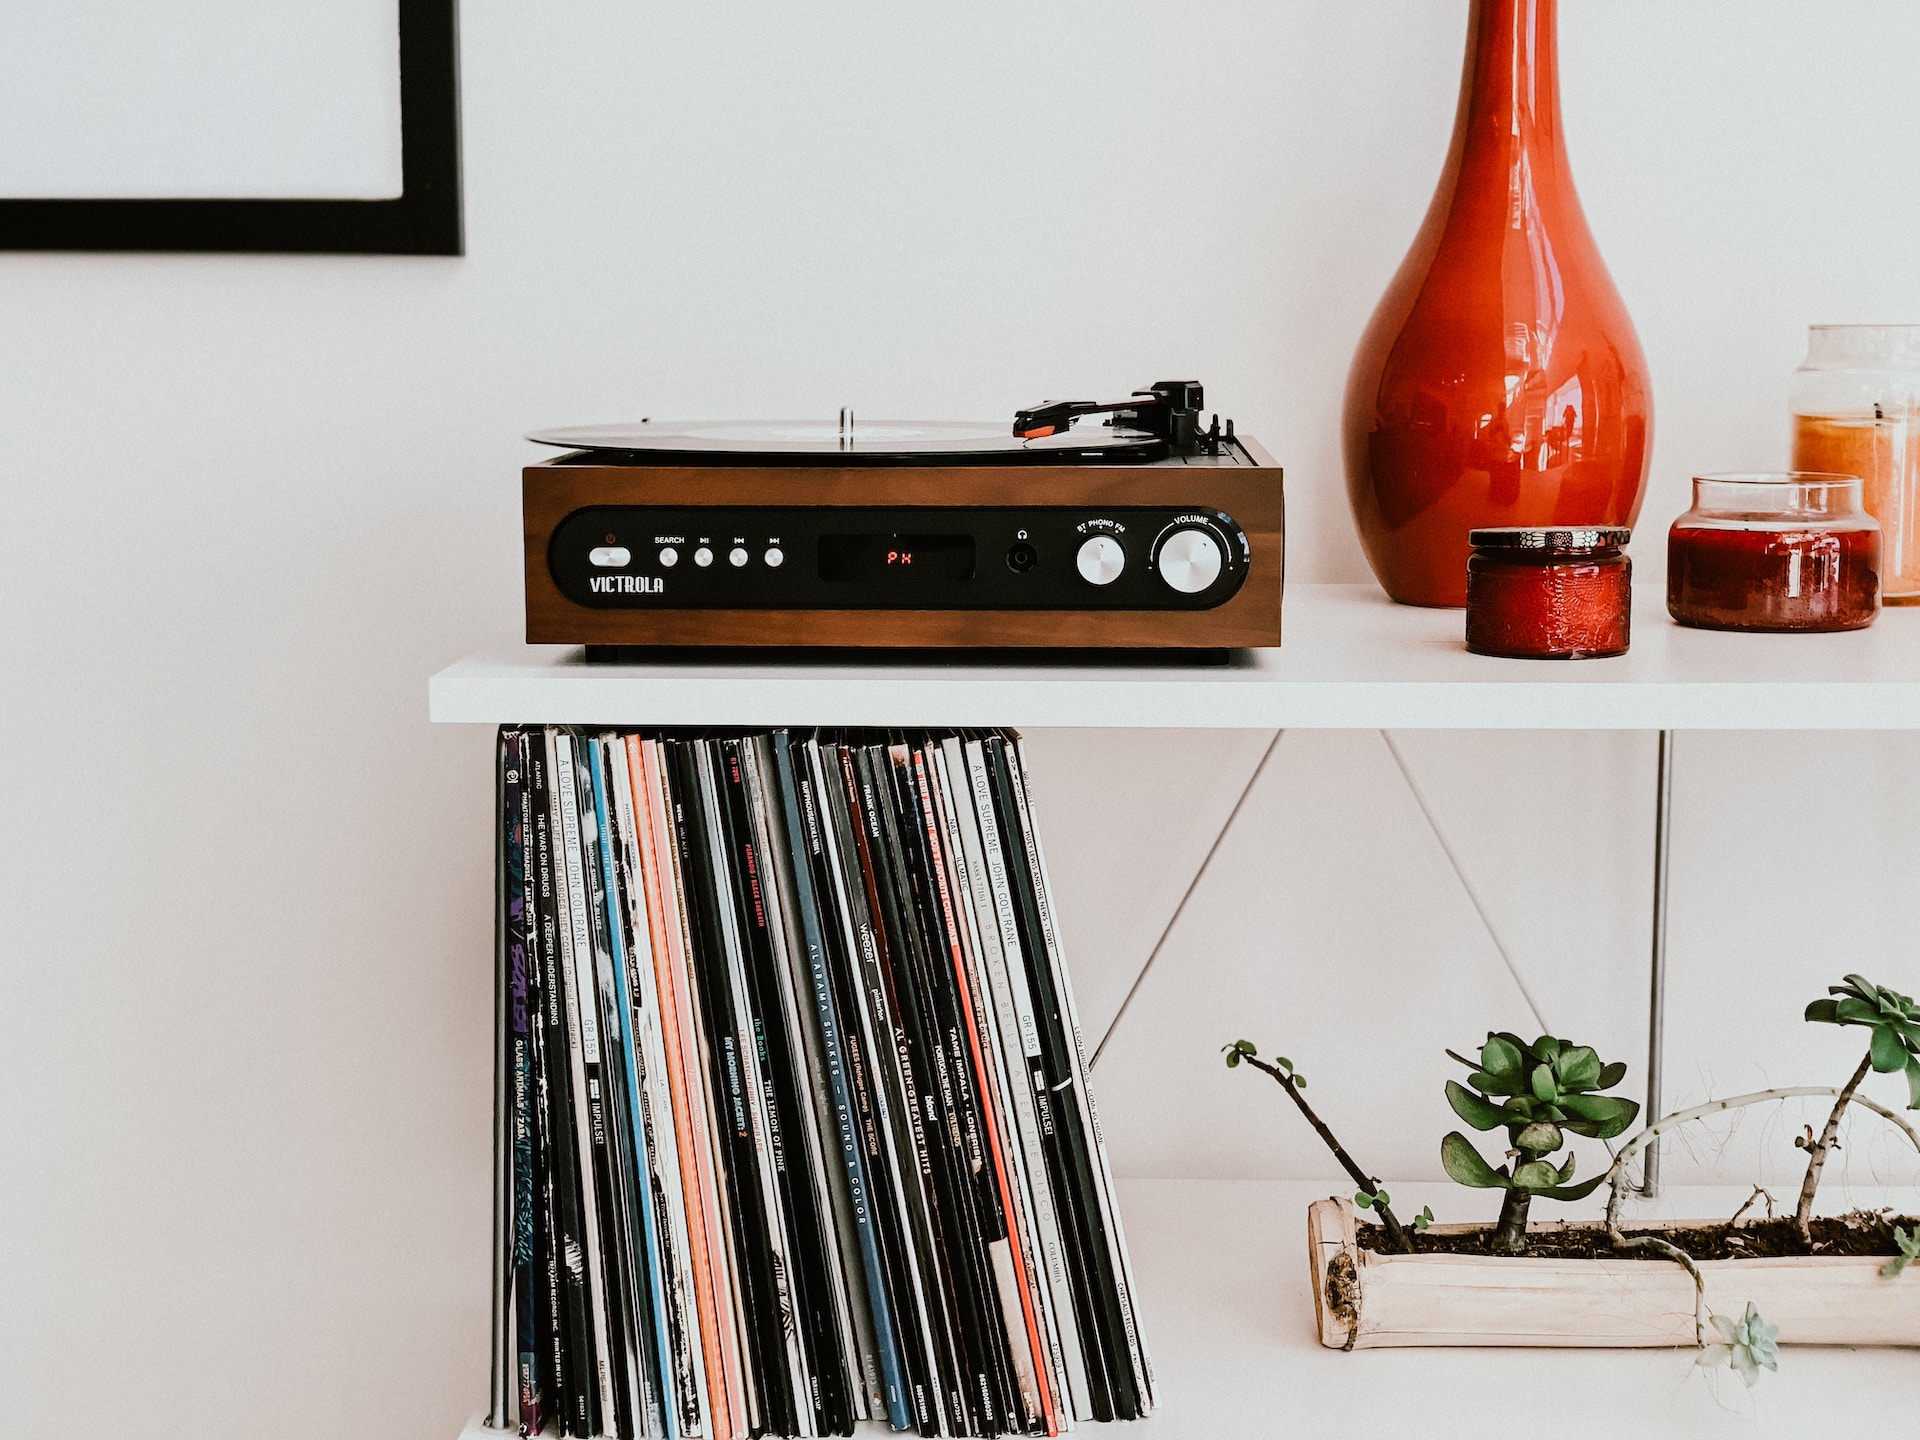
left=5, top=3, right=1920, bottom=1435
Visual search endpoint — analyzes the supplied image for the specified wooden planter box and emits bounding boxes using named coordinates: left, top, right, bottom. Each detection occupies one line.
left=1308, top=1197, right=1920, bottom=1350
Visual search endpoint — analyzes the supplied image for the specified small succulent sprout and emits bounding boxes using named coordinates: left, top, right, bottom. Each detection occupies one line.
left=1413, top=1207, right=1434, bottom=1232
left=1224, top=1040, right=1308, bottom=1086
left=1441, top=1032, right=1640, bottom=1253
left=1805, top=975, right=1920, bottom=1108
left=1354, top=1187, right=1390, bottom=1211
left=1696, top=1302, right=1779, bottom=1387
left=1881, top=1225, right=1920, bottom=1280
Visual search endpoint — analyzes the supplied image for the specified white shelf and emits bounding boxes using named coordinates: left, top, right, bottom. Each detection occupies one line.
left=429, top=584, right=1920, bottom=731
left=460, top=1178, right=1919, bottom=1440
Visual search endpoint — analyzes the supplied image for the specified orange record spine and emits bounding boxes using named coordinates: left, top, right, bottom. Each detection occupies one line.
left=630, top=736, right=746, bottom=1440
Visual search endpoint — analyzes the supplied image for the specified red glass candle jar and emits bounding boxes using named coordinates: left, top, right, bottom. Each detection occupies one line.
left=1465, top=527, right=1632, bottom=658
left=1667, top=473, right=1880, bottom=632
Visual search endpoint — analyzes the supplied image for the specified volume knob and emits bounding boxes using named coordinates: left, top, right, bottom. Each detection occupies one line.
left=1157, top=527, right=1223, bottom=594
left=1075, top=535, right=1126, bottom=586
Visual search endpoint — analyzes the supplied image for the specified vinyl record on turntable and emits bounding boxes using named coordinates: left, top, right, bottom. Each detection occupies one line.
left=526, top=416, right=1166, bottom=465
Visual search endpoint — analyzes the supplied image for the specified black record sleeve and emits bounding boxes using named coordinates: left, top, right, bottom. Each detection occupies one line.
left=529, top=735, right=599, bottom=1437
left=982, top=735, right=1134, bottom=1421
left=666, top=740, right=798, bottom=1439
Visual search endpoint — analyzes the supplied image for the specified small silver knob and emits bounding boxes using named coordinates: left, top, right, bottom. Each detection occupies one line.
left=1075, top=535, right=1126, bottom=586
left=1158, top=528, right=1222, bottom=593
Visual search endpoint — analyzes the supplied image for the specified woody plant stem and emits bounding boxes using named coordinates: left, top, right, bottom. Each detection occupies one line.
left=1241, top=1055, right=1411, bottom=1252
left=1795, top=1050, right=1875, bottom=1246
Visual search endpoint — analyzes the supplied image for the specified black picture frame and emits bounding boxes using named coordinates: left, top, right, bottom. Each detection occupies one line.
left=0, top=0, right=461, bottom=255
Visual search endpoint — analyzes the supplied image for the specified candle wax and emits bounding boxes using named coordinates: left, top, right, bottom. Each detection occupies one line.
left=1667, top=523, right=1879, bottom=632
left=1793, top=413, right=1920, bottom=602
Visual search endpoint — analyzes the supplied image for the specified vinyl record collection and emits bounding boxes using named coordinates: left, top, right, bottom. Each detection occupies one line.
left=491, top=727, right=1152, bottom=1439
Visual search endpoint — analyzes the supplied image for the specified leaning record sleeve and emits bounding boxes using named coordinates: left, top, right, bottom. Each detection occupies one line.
left=981, top=737, right=1131, bottom=1421
left=887, top=743, right=1024, bottom=1434
left=698, top=741, right=814, bottom=1437
left=810, top=741, right=947, bottom=1438
left=864, top=744, right=1007, bottom=1435
left=529, top=737, right=591, bottom=1434
left=920, top=741, right=1054, bottom=1434
left=517, top=735, right=574, bottom=1433
left=574, top=735, right=658, bottom=1438
left=679, top=741, right=798, bottom=1437
left=963, top=739, right=1096, bottom=1424
left=595, top=737, right=690, bottom=1436
left=540, top=730, right=608, bottom=1437
left=658, top=742, right=760, bottom=1438
left=830, top=741, right=958, bottom=1437
left=611, top=737, right=714, bottom=1440
left=635, top=737, right=745, bottom=1440
left=1008, top=737, right=1154, bottom=1412
left=846, top=743, right=977, bottom=1433
left=773, top=732, right=914, bottom=1431
left=716, top=739, right=842, bottom=1437
left=745, top=735, right=873, bottom=1428
left=554, top=732, right=642, bottom=1436
left=502, top=733, right=549, bottom=1436
left=492, top=731, right=514, bottom=1430
left=936, top=734, right=1070, bottom=1431
left=666, top=741, right=778, bottom=1435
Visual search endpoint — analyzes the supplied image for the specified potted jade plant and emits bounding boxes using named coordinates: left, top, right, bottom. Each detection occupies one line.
left=1227, top=974, right=1920, bottom=1376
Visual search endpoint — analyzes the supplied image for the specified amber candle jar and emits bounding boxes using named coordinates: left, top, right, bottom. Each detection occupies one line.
left=1790, top=326, right=1919, bottom=603
left=1465, top=527, right=1632, bottom=658
left=1667, top=473, right=1880, bottom=632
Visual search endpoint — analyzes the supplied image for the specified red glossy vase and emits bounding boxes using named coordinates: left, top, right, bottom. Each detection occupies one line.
left=1342, top=0, right=1652, bottom=607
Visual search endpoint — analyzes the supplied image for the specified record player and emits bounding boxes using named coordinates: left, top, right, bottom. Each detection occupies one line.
left=523, top=380, right=1284, bottom=654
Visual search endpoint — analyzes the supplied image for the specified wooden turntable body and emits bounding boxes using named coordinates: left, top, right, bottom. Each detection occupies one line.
left=523, top=438, right=1283, bottom=649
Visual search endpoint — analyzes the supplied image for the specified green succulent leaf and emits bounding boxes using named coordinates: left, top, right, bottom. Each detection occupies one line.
left=1805, top=998, right=1842, bottom=1025
left=1273, top=1055, right=1294, bottom=1071
left=1881, top=1225, right=1920, bottom=1279
left=1511, top=1159, right=1563, bottom=1190
left=1354, top=1190, right=1373, bottom=1209
left=1555, top=1046, right=1601, bottom=1091
left=1558, top=1093, right=1641, bottom=1139
left=1697, top=1303, right=1779, bottom=1387
left=1440, top=1131, right=1509, bottom=1190
left=1597, top=1060, right=1629, bottom=1090
left=1234, top=1039, right=1257, bottom=1055
left=1871, top=1023, right=1909, bottom=1073
left=1513, top=1122, right=1564, bottom=1156
left=1529, top=1064, right=1560, bottom=1104
left=1414, top=1206, right=1434, bottom=1231
left=1479, top=1035, right=1524, bottom=1087
left=1537, top=1173, right=1609, bottom=1203
left=1837, top=997, right=1878, bottom=1024
left=1445, top=1079, right=1509, bottom=1132
left=1906, top=1055, right=1920, bottom=1111
left=1533, top=1036, right=1563, bottom=1061
left=1225, top=1050, right=1240, bottom=1068
left=1294, top=1076, right=1307, bottom=1089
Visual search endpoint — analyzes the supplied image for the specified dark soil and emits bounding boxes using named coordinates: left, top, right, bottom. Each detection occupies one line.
left=1354, top=1210, right=1917, bottom=1261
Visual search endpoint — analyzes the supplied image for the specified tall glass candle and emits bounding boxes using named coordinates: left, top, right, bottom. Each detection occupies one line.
left=1791, top=325, right=1920, bottom=603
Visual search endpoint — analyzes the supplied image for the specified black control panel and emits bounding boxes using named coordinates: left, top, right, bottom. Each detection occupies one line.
left=549, top=506, right=1252, bottom=611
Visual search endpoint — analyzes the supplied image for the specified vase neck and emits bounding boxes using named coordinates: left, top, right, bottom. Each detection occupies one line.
left=1460, top=0, right=1565, bottom=168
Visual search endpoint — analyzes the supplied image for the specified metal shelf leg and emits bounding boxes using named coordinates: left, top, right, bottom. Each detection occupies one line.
left=1640, top=730, right=1675, bottom=1197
